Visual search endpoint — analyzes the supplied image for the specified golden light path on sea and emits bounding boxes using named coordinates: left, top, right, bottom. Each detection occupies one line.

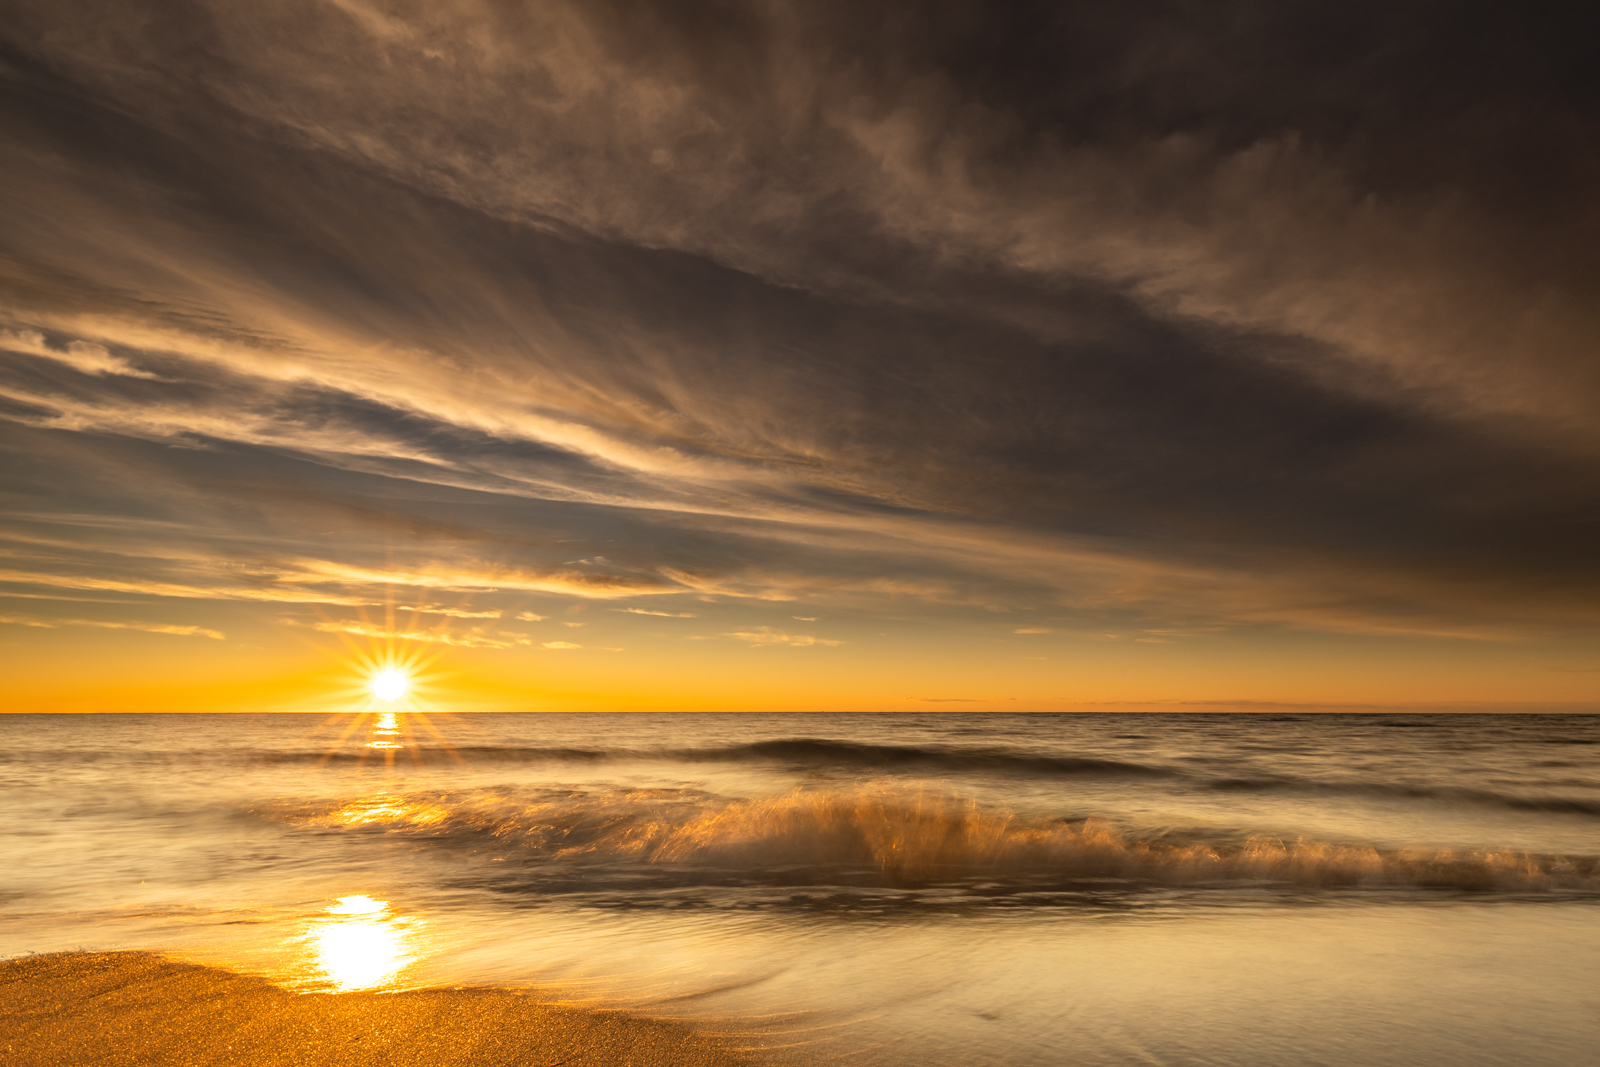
left=270, top=613, right=457, bottom=990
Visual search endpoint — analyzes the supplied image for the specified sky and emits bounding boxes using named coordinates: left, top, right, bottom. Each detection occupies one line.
left=2, top=0, right=1597, bottom=713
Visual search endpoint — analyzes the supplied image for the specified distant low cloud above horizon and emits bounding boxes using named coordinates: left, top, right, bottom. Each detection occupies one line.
left=3, top=1, right=1598, bottom=711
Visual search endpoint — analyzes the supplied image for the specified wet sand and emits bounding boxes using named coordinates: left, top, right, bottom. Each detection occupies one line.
left=0, top=952, right=759, bottom=1067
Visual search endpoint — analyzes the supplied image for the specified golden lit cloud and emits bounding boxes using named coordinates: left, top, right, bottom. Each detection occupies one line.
left=408, top=605, right=502, bottom=619
left=0, top=328, right=158, bottom=379
left=289, top=617, right=531, bottom=650
left=724, top=627, right=843, bottom=647
left=0, top=612, right=225, bottom=640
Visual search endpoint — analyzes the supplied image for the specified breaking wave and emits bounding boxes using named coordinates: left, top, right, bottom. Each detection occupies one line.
left=299, top=786, right=1600, bottom=897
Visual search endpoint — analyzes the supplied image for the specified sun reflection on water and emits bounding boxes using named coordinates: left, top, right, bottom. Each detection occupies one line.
left=331, top=791, right=448, bottom=827
left=366, top=710, right=403, bottom=750
left=302, top=895, right=424, bottom=992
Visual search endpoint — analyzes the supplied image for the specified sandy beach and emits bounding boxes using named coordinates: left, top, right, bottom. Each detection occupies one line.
left=1, top=952, right=758, bottom=1067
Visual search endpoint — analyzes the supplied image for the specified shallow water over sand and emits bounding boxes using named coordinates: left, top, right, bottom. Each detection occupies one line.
left=4, top=712, right=1598, bottom=1065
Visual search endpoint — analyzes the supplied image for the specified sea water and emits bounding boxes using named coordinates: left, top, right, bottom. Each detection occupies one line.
left=3, top=712, right=1598, bottom=1065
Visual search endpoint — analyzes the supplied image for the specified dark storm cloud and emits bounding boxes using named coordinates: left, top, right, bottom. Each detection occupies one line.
left=1, top=0, right=1597, bottom=640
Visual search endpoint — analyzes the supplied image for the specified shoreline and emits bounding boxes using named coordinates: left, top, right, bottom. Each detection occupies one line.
left=1, top=952, right=761, bottom=1067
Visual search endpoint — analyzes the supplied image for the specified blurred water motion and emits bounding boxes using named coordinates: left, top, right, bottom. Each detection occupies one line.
left=6, top=712, right=1600, bottom=1065
left=303, top=896, right=422, bottom=991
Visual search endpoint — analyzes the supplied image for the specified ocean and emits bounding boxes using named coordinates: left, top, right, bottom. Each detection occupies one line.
left=3, top=712, right=1598, bottom=1065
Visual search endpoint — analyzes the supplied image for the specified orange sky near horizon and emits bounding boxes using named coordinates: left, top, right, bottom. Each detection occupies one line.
left=5, top=600, right=1595, bottom=713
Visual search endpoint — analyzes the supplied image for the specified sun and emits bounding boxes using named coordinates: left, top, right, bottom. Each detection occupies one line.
left=370, top=668, right=410, bottom=702
left=301, top=598, right=467, bottom=766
